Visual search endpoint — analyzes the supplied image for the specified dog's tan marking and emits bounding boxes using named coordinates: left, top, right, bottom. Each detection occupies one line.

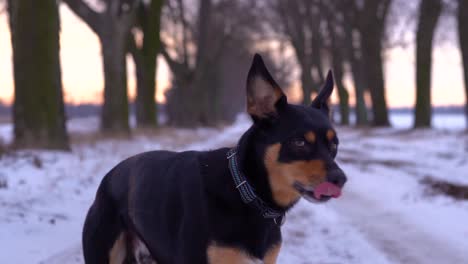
left=326, top=130, right=335, bottom=141
left=264, top=143, right=326, bottom=206
left=304, top=131, right=316, bottom=143
left=207, top=244, right=260, bottom=264
left=247, top=77, right=283, bottom=118
left=109, top=232, right=127, bottom=264
left=263, top=243, right=281, bottom=264
left=132, top=235, right=157, bottom=264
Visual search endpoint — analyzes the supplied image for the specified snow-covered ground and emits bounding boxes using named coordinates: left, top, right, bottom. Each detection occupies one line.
left=0, top=114, right=467, bottom=264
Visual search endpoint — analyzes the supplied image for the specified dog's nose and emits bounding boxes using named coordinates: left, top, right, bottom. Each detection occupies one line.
left=327, top=169, right=347, bottom=187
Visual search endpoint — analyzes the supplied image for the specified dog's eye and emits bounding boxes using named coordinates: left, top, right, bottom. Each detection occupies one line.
left=292, top=139, right=305, bottom=147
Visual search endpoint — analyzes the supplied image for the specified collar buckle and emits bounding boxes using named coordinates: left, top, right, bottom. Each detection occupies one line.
left=235, top=180, right=247, bottom=189
left=273, top=214, right=286, bottom=226
left=226, top=149, right=237, bottom=159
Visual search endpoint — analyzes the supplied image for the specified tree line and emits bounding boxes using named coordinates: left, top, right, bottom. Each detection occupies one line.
left=4, top=0, right=468, bottom=150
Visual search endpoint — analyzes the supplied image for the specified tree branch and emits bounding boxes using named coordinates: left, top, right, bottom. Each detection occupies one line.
left=210, top=32, right=231, bottom=66
left=133, top=1, right=148, bottom=30
left=195, top=0, right=212, bottom=69
left=160, top=42, right=189, bottom=76
left=176, top=0, right=189, bottom=67
left=62, top=0, right=102, bottom=35
left=127, top=34, right=141, bottom=59
left=274, top=0, right=304, bottom=58
left=378, top=0, right=392, bottom=25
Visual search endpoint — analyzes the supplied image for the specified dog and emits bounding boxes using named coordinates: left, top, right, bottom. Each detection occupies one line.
left=82, top=54, right=347, bottom=264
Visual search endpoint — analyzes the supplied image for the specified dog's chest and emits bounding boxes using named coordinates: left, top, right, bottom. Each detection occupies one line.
left=207, top=243, right=279, bottom=264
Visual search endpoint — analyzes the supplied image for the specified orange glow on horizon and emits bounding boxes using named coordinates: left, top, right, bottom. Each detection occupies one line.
left=0, top=6, right=171, bottom=106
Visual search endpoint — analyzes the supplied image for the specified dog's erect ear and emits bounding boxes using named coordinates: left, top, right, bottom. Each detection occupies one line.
left=246, top=54, right=286, bottom=120
left=311, top=70, right=334, bottom=116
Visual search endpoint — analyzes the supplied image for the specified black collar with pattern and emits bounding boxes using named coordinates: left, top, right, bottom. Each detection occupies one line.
left=226, top=146, right=285, bottom=226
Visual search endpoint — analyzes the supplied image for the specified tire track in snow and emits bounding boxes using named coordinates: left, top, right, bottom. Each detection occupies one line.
left=332, top=190, right=468, bottom=264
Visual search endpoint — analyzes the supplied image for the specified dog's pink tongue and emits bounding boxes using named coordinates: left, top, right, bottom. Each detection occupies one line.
left=314, top=182, right=342, bottom=199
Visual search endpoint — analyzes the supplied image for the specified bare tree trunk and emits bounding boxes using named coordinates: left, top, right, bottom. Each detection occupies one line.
left=333, top=61, right=350, bottom=125
left=344, top=29, right=368, bottom=126
left=63, top=0, right=135, bottom=134
left=458, top=0, right=468, bottom=130
left=330, top=48, right=350, bottom=126
left=100, top=34, right=130, bottom=133
left=300, top=63, right=314, bottom=105
left=8, top=0, right=69, bottom=149
left=350, top=58, right=369, bottom=126
left=292, top=43, right=314, bottom=105
left=134, top=0, right=164, bottom=128
left=339, top=0, right=368, bottom=126
left=414, top=0, right=442, bottom=128
left=272, top=0, right=322, bottom=105
left=361, top=30, right=389, bottom=126
left=351, top=62, right=368, bottom=126
left=218, top=50, right=250, bottom=122
left=359, top=0, right=391, bottom=127
left=164, top=0, right=225, bottom=127
left=166, top=75, right=203, bottom=127
left=311, top=35, right=325, bottom=86
left=193, top=0, right=216, bottom=125
left=200, top=66, right=222, bottom=125
left=325, top=6, right=350, bottom=125
left=165, top=63, right=223, bottom=127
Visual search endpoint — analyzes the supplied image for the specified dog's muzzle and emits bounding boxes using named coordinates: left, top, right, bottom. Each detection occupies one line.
left=294, top=169, right=347, bottom=202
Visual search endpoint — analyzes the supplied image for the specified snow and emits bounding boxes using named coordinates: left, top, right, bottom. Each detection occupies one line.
left=278, top=201, right=393, bottom=264
left=0, top=114, right=467, bottom=263
left=390, top=113, right=467, bottom=130
left=330, top=125, right=468, bottom=263
left=0, top=123, right=13, bottom=144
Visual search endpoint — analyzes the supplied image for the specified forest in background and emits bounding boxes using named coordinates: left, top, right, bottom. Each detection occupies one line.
left=1, top=0, right=468, bottom=150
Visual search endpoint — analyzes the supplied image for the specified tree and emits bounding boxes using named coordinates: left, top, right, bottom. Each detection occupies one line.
left=458, top=0, right=468, bottom=129
left=414, top=0, right=442, bottom=128
left=162, top=0, right=258, bottom=127
left=63, top=0, right=136, bottom=134
left=358, top=0, right=392, bottom=126
left=269, top=0, right=325, bottom=105
left=8, top=0, right=69, bottom=149
left=339, top=0, right=369, bottom=126
left=358, top=0, right=392, bottom=127
left=128, top=0, right=164, bottom=128
left=161, top=0, right=217, bottom=127
left=323, top=2, right=350, bottom=125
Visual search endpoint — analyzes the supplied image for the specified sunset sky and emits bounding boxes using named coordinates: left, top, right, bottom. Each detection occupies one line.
left=0, top=5, right=466, bottom=107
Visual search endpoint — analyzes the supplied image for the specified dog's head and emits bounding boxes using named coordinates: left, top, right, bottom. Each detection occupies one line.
left=245, top=54, right=347, bottom=207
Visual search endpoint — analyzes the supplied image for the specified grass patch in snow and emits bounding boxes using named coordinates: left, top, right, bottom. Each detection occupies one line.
left=421, top=177, right=468, bottom=200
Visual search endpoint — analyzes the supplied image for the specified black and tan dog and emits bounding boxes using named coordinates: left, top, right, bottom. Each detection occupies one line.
left=82, top=54, right=347, bottom=264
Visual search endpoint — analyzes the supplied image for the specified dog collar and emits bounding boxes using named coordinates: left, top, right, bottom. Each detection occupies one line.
left=227, top=147, right=285, bottom=225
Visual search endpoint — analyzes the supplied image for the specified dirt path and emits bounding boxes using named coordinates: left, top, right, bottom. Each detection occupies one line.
left=332, top=190, right=468, bottom=264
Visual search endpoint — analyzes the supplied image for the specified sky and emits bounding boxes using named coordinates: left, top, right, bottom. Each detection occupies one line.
left=0, top=5, right=466, bottom=107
